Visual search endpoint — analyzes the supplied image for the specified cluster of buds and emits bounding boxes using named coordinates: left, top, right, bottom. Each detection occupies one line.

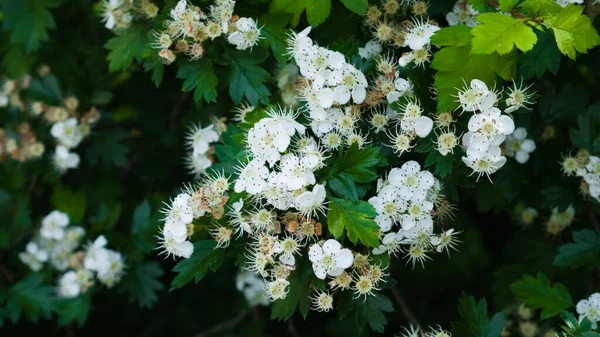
left=101, top=0, right=159, bottom=31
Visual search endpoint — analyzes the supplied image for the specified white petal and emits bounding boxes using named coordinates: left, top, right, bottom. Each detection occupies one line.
left=322, top=239, right=341, bottom=254
left=521, top=139, right=536, bottom=152
left=414, top=116, right=433, bottom=137
left=352, top=86, right=366, bottom=104
left=313, top=263, right=327, bottom=279
left=515, top=151, right=529, bottom=164
left=308, top=244, right=323, bottom=262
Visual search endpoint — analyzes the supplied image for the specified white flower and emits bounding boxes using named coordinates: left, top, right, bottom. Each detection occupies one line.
left=97, top=250, right=125, bottom=287
left=40, top=210, right=70, bottom=240
left=164, top=193, right=194, bottom=231
left=368, top=185, right=407, bottom=232
left=468, top=107, right=515, bottom=140
left=505, top=127, right=536, bottom=164
left=462, top=145, right=507, bottom=179
left=57, top=271, right=81, bottom=298
left=359, top=40, right=382, bottom=59
left=84, top=235, right=110, bottom=272
left=330, top=64, right=368, bottom=105
left=53, top=145, right=80, bottom=172
left=234, top=158, right=270, bottom=194
left=236, top=271, right=269, bottom=306
left=296, top=184, right=327, bottom=218
left=397, top=100, right=433, bottom=138
left=405, top=19, right=440, bottom=51
left=446, top=0, right=479, bottom=27
left=101, top=0, right=126, bottom=30
left=388, top=161, right=435, bottom=202
left=19, top=242, right=49, bottom=271
left=51, top=118, right=84, bottom=149
left=187, top=124, right=219, bottom=156
left=311, top=291, right=334, bottom=312
left=228, top=200, right=252, bottom=237
left=277, top=154, right=316, bottom=190
left=308, top=239, right=354, bottom=279
left=265, top=278, right=290, bottom=301
left=457, top=79, right=498, bottom=112
left=247, top=108, right=305, bottom=165
left=228, top=17, right=262, bottom=50
left=158, top=230, right=194, bottom=259
left=577, top=293, right=600, bottom=329
left=273, top=236, right=302, bottom=266
left=373, top=232, right=402, bottom=256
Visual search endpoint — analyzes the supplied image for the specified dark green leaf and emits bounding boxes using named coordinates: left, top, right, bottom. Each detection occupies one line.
left=327, top=198, right=380, bottom=248
left=118, top=261, right=164, bottom=308
left=176, top=59, right=218, bottom=103
left=170, top=240, right=224, bottom=290
left=554, top=229, right=600, bottom=268
left=510, top=273, right=573, bottom=319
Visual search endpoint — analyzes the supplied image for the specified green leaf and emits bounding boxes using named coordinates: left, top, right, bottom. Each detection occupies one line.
left=327, top=144, right=384, bottom=200
left=28, top=74, right=63, bottom=105
left=510, top=273, right=573, bottom=319
left=86, top=129, right=130, bottom=168
left=269, top=0, right=331, bottom=27
left=554, top=229, right=600, bottom=268
left=518, top=29, right=561, bottom=79
left=1, top=0, right=61, bottom=53
left=227, top=49, right=271, bottom=106
left=570, top=102, right=600, bottom=154
left=1, top=47, right=37, bottom=78
left=499, top=0, right=520, bottom=11
left=471, top=13, right=537, bottom=55
left=451, top=294, right=505, bottom=337
left=6, top=273, right=56, bottom=323
left=57, top=295, right=90, bottom=327
left=355, top=292, right=394, bottom=332
left=176, top=59, right=218, bottom=103
left=559, top=311, right=597, bottom=337
left=519, top=0, right=561, bottom=16
left=259, top=13, right=292, bottom=68
left=142, top=50, right=164, bottom=88
left=340, top=0, right=368, bottom=15
left=543, top=4, right=600, bottom=60
left=170, top=240, right=225, bottom=290
left=118, top=261, right=164, bottom=308
left=104, top=25, right=148, bottom=72
left=327, top=198, right=380, bottom=248
left=431, top=25, right=473, bottom=47
left=467, top=0, right=488, bottom=12
left=50, top=186, right=86, bottom=223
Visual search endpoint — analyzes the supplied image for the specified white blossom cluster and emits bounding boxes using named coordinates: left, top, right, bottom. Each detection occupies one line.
left=577, top=292, right=600, bottom=329
left=19, top=210, right=125, bottom=298
left=576, top=155, right=600, bottom=202
left=555, top=0, right=584, bottom=6
left=101, top=0, right=159, bottom=31
left=236, top=271, right=269, bottom=307
left=369, top=161, right=459, bottom=267
left=458, top=79, right=516, bottom=179
left=151, top=0, right=261, bottom=64
left=0, top=74, right=99, bottom=171
left=399, top=324, right=452, bottom=337
left=157, top=172, right=231, bottom=258
left=505, top=127, right=536, bottom=164
left=446, top=0, right=479, bottom=27
left=185, top=123, right=220, bottom=176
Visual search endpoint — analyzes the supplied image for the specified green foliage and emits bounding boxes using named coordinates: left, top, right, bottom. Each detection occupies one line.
left=558, top=311, right=600, bottom=337
left=227, top=48, right=271, bottom=105
left=271, top=261, right=312, bottom=320
left=471, top=13, right=537, bottom=55
left=327, top=198, right=380, bottom=248
left=542, top=4, right=600, bottom=60
left=554, top=229, right=600, bottom=268
left=570, top=101, right=600, bottom=154
left=1, top=0, right=61, bottom=53
left=57, top=295, right=89, bottom=327
left=86, top=129, right=130, bottom=168
left=327, top=144, right=385, bottom=201
left=176, top=59, right=218, bottom=103
left=50, top=186, right=86, bottom=223
left=451, top=294, right=505, bottom=337
left=354, top=292, right=394, bottom=333
left=259, top=13, right=292, bottom=68
left=4, top=273, right=56, bottom=323
left=510, top=273, right=573, bottom=319
left=104, top=25, right=148, bottom=72
left=170, top=240, right=225, bottom=290
left=118, top=261, right=164, bottom=308
left=269, top=0, right=331, bottom=27
left=518, top=29, right=561, bottom=79
left=340, top=0, right=369, bottom=15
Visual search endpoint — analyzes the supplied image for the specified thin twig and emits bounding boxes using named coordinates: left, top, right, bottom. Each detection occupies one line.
left=391, top=286, right=420, bottom=327
left=194, top=309, right=249, bottom=337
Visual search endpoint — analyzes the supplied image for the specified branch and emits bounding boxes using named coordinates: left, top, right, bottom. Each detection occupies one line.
left=193, top=309, right=249, bottom=337
left=391, top=286, right=420, bottom=327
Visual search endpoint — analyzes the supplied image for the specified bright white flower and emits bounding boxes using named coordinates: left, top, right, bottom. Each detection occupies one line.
left=311, top=291, right=334, bottom=312
left=40, top=210, right=70, bottom=240
left=277, top=154, right=316, bottom=190
left=97, top=250, right=125, bottom=287
left=296, top=184, right=327, bottom=218
left=57, top=271, right=82, bottom=298
left=101, top=0, right=127, bottom=30
left=576, top=293, right=600, bottom=329
left=273, top=236, right=302, bottom=266
left=330, top=64, right=368, bottom=105
left=51, top=118, right=84, bottom=149
left=396, top=100, right=434, bottom=138
left=368, top=185, right=407, bottom=232
left=53, top=145, right=80, bottom=172
left=462, top=145, right=507, bottom=179
left=228, top=200, right=252, bottom=237
left=388, top=161, right=435, bottom=202
left=577, top=156, right=600, bottom=201
left=234, top=158, right=269, bottom=194
left=158, top=230, right=194, bottom=259
left=436, top=129, right=459, bottom=156
left=468, top=107, right=515, bottom=140
left=430, top=229, right=461, bottom=255
left=446, top=0, right=479, bottom=27
left=457, top=79, right=498, bottom=112
left=405, top=19, right=440, bottom=51
left=83, top=235, right=109, bottom=272
left=228, top=17, right=262, bottom=50
left=308, top=239, right=354, bottom=279
left=187, top=124, right=219, bottom=156
left=505, top=127, right=536, bottom=164
left=373, top=232, right=402, bottom=256
left=265, top=278, right=290, bottom=301
left=19, top=242, right=49, bottom=271
left=555, top=0, right=584, bottom=7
